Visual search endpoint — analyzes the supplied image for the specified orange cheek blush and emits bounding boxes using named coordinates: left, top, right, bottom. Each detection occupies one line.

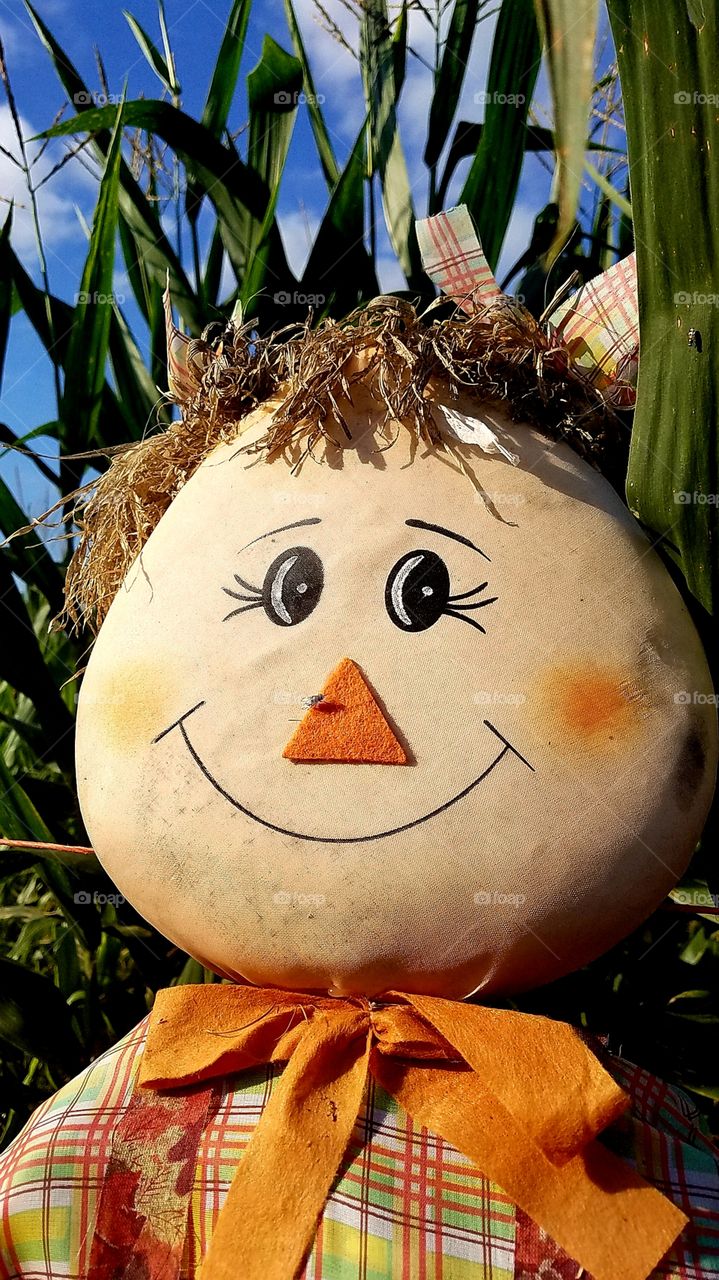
left=88, top=662, right=177, bottom=751
left=536, top=662, right=649, bottom=748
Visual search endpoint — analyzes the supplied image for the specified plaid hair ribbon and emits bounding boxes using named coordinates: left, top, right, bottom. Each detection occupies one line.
left=89, top=983, right=688, bottom=1280
left=418, top=205, right=639, bottom=405
left=416, top=205, right=503, bottom=313
left=549, top=251, right=639, bottom=406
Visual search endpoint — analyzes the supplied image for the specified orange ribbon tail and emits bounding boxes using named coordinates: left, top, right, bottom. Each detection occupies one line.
left=139, top=986, right=687, bottom=1280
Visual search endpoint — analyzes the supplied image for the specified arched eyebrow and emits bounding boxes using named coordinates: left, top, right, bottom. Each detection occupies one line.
left=405, top=518, right=490, bottom=562
left=240, top=517, right=322, bottom=552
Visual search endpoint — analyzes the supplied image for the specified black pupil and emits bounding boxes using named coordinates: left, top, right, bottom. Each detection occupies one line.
left=385, top=549, right=450, bottom=631
left=262, top=545, right=323, bottom=626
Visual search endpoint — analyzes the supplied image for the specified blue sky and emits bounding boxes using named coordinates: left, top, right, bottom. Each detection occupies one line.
left=0, top=0, right=597, bottom=516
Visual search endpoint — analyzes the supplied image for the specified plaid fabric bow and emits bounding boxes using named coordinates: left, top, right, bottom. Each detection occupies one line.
left=89, top=985, right=687, bottom=1280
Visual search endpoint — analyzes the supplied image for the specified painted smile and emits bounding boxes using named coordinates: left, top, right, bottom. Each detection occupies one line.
left=154, top=703, right=535, bottom=844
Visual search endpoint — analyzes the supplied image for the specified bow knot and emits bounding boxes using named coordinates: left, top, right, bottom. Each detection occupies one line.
left=134, top=984, right=686, bottom=1280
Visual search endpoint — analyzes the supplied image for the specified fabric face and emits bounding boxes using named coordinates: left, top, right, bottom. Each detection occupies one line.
left=75, top=393, right=717, bottom=997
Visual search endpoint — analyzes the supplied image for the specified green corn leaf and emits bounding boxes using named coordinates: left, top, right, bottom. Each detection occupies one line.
left=360, top=0, right=423, bottom=288
left=247, top=36, right=303, bottom=192
left=41, top=101, right=286, bottom=288
left=157, top=0, right=178, bottom=92
left=459, top=0, right=541, bottom=268
left=0, top=753, right=54, bottom=845
left=240, top=36, right=304, bottom=309
left=584, top=158, right=632, bottom=220
left=0, top=561, right=74, bottom=770
left=108, top=308, right=159, bottom=438
left=203, top=223, right=226, bottom=307
left=0, top=479, right=64, bottom=612
left=185, top=0, right=252, bottom=231
left=123, top=10, right=179, bottom=95
left=533, top=0, right=599, bottom=264
left=0, top=957, right=80, bottom=1068
left=0, top=209, right=13, bottom=392
left=284, top=0, right=340, bottom=189
left=118, top=213, right=151, bottom=324
left=59, top=103, right=124, bottom=449
left=201, top=0, right=252, bottom=137
left=302, top=118, right=378, bottom=312
left=440, top=120, right=618, bottom=207
left=608, top=0, right=719, bottom=612
left=392, top=0, right=408, bottom=96
left=23, top=1, right=201, bottom=332
left=147, top=278, right=167, bottom=395
left=425, top=0, right=481, bottom=171
left=8, top=244, right=130, bottom=450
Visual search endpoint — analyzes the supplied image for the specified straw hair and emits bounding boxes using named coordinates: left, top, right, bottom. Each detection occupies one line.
left=63, top=295, right=618, bottom=631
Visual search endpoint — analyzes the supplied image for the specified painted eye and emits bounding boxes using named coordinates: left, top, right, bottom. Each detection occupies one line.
left=385, top=549, right=451, bottom=632
left=262, top=546, right=324, bottom=626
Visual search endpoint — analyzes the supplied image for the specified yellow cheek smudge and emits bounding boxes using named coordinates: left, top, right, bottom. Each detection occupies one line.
left=87, top=661, right=178, bottom=751
left=537, top=661, right=650, bottom=750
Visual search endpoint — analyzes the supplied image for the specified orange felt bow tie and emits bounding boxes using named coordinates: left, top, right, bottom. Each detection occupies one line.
left=139, top=985, right=686, bottom=1280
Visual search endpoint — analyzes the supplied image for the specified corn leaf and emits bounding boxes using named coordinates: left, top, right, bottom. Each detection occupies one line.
left=302, top=119, right=378, bottom=311
left=608, top=0, right=719, bottom=611
left=24, top=1, right=201, bottom=332
left=284, top=0, right=340, bottom=188
left=533, top=0, right=599, bottom=264
left=59, top=104, right=123, bottom=448
left=425, top=0, right=481, bottom=171
left=42, top=101, right=286, bottom=288
left=240, top=36, right=303, bottom=309
left=460, top=0, right=541, bottom=269
left=0, top=209, right=12, bottom=393
left=201, top=0, right=252, bottom=136
left=0, top=479, right=64, bottom=612
left=0, top=957, right=80, bottom=1067
left=123, top=9, right=179, bottom=95
left=108, top=308, right=159, bottom=437
left=185, top=0, right=252, bottom=230
left=360, top=0, right=423, bottom=288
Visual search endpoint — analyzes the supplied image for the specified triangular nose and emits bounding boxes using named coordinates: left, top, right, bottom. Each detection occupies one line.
left=283, top=658, right=407, bottom=764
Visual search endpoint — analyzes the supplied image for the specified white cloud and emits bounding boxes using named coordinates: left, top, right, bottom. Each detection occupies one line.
left=277, top=207, right=322, bottom=278
left=289, top=0, right=364, bottom=138
left=0, top=103, right=95, bottom=262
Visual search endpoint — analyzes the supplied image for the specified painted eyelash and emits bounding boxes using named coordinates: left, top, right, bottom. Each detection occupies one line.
left=444, top=580, right=498, bottom=633
left=222, top=573, right=262, bottom=622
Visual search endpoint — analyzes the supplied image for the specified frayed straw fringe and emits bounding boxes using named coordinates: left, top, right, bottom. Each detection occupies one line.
left=57, top=295, right=617, bottom=632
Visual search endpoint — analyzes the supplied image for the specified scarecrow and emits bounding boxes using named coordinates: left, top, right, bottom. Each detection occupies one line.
left=0, top=207, right=717, bottom=1280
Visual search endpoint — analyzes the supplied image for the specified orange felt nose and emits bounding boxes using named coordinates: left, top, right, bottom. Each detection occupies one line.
left=283, top=658, right=407, bottom=764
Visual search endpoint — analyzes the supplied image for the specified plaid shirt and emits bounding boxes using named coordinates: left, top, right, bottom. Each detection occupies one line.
left=1, top=1017, right=718, bottom=1279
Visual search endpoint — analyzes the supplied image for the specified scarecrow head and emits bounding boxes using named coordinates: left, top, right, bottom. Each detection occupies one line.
left=70, top=211, right=717, bottom=999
